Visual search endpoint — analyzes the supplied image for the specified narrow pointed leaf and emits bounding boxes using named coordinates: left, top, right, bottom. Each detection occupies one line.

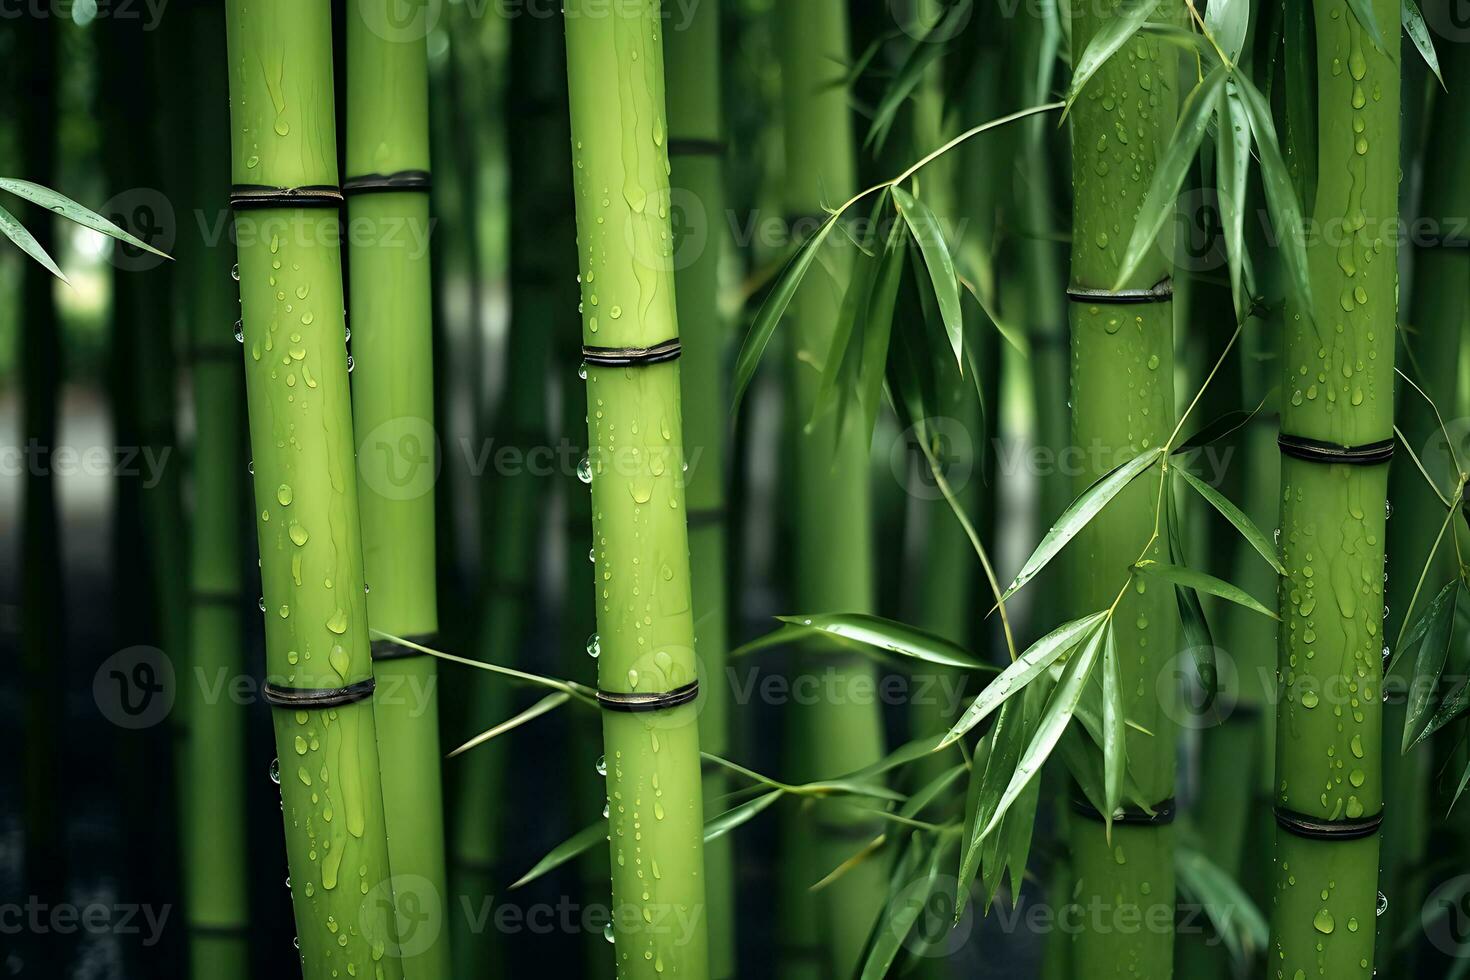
left=940, top=611, right=1107, bottom=748
left=1402, top=581, right=1459, bottom=752
left=1214, top=82, right=1252, bottom=315
left=510, top=820, right=605, bottom=889
left=704, top=789, right=784, bottom=843
left=1113, top=66, right=1226, bottom=290
left=1234, top=75, right=1315, bottom=322
left=1175, top=464, right=1286, bottom=574
left=1001, top=448, right=1163, bottom=601
left=775, top=612, right=992, bottom=671
left=447, top=691, right=571, bottom=757
left=893, top=186, right=963, bottom=369
left=1133, top=560, right=1278, bottom=620
left=1391, top=578, right=1458, bottom=671
left=1343, top=0, right=1387, bottom=51
left=0, top=178, right=168, bottom=258
left=977, top=620, right=1107, bottom=841
left=732, top=213, right=841, bottom=410
left=1100, top=625, right=1125, bottom=829
left=1402, top=0, right=1444, bottom=86
left=958, top=693, right=1029, bottom=918
left=1167, top=489, right=1218, bottom=710
left=0, top=203, right=68, bottom=284
left=1204, top=0, right=1249, bottom=61
left=1063, top=0, right=1165, bottom=114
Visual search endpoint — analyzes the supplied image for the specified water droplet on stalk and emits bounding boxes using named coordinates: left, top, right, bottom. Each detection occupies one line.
left=586, top=633, right=601, bottom=658
left=595, top=755, right=607, bottom=776
left=235, top=320, right=245, bottom=343
left=577, top=456, right=593, bottom=484
left=269, top=758, right=280, bottom=784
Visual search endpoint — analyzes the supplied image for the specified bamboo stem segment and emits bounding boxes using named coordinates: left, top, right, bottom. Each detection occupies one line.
left=1267, top=0, right=1400, bottom=973
left=344, top=3, right=452, bottom=976
left=563, top=2, right=710, bottom=976
left=222, top=2, right=404, bottom=976
left=1064, top=1, right=1182, bottom=975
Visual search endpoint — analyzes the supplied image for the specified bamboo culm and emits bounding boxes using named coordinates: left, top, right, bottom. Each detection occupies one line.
left=1268, top=0, right=1400, bottom=973
left=223, top=2, right=403, bottom=975
left=773, top=5, right=887, bottom=977
left=344, top=2, right=452, bottom=976
left=664, top=0, right=736, bottom=974
left=563, top=1, right=710, bottom=976
left=1064, top=2, right=1181, bottom=976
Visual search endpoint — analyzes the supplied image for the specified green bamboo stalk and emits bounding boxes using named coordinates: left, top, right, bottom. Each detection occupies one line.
left=563, top=2, right=709, bottom=976
left=175, top=4, right=251, bottom=976
left=222, top=3, right=403, bottom=976
left=1064, top=2, right=1181, bottom=975
left=773, top=6, right=886, bottom=978
left=343, top=4, right=451, bottom=976
left=1268, top=0, right=1400, bottom=973
left=1377, top=16, right=1469, bottom=977
left=664, top=2, right=735, bottom=976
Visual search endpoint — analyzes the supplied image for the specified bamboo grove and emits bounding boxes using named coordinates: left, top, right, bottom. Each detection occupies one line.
left=3, top=1, right=1470, bottom=979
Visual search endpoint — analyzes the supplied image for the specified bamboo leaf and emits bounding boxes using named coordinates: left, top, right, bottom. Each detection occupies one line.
left=957, top=693, right=1029, bottom=918
left=977, top=619, right=1108, bottom=841
left=447, top=691, right=571, bottom=758
left=0, top=203, right=68, bottom=284
left=704, top=789, right=784, bottom=843
left=1133, top=560, right=1278, bottom=620
left=1113, top=66, right=1226, bottom=290
left=510, top=820, right=605, bottom=889
left=1100, top=625, right=1125, bottom=831
left=0, top=178, right=168, bottom=258
left=1172, top=394, right=1268, bottom=454
left=866, top=38, right=946, bottom=152
left=1343, top=0, right=1387, bottom=51
left=1176, top=845, right=1269, bottom=965
left=1402, top=0, right=1444, bottom=87
left=1001, top=449, right=1163, bottom=601
left=1204, top=0, right=1250, bottom=62
left=940, top=612, right=1108, bottom=748
left=1402, top=580, right=1459, bottom=752
left=372, top=630, right=598, bottom=704
left=1391, top=579, right=1458, bottom=672
left=893, top=186, right=963, bottom=370
left=1063, top=0, right=1166, bottom=115
left=732, top=213, right=841, bottom=411
left=1214, top=82, right=1253, bottom=316
left=1175, top=464, right=1286, bottom=575
left=815, top=191, right=890, bottom=433
left=854, top=209, right=909, bottom=445
left=775, top=612, right=993, bottom=671
left=1413, top=676, right=1470, bottom=748
left=1167, top=489, right=1219, bottom=710
left=728, top=622, right=810, bottom=659
left=1234, top=75, right=1315, bottom=323
left=857, top=835, right=942, bottom=980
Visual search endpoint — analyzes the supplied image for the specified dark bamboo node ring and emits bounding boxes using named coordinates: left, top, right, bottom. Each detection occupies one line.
left=370, top=634, right=437, bottom=663
left=582, top=339, right=682, bottom=367
left=229, top=184, right=343, bottom=210
left=1277, top=433, right=1394, bottom=466
left=1070, top=796, right=1177, bottom=827
left=343, top=170, right=433, bottom=195
left=667, top=137, right=727, bottom=157
left=1066, top=278, right=1174, bottom=305
left=596, top=679, right=700, bottom=713
left=262, top=677, right=376, bottom=709
left=1273, top=805, right=1384, bottom=841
